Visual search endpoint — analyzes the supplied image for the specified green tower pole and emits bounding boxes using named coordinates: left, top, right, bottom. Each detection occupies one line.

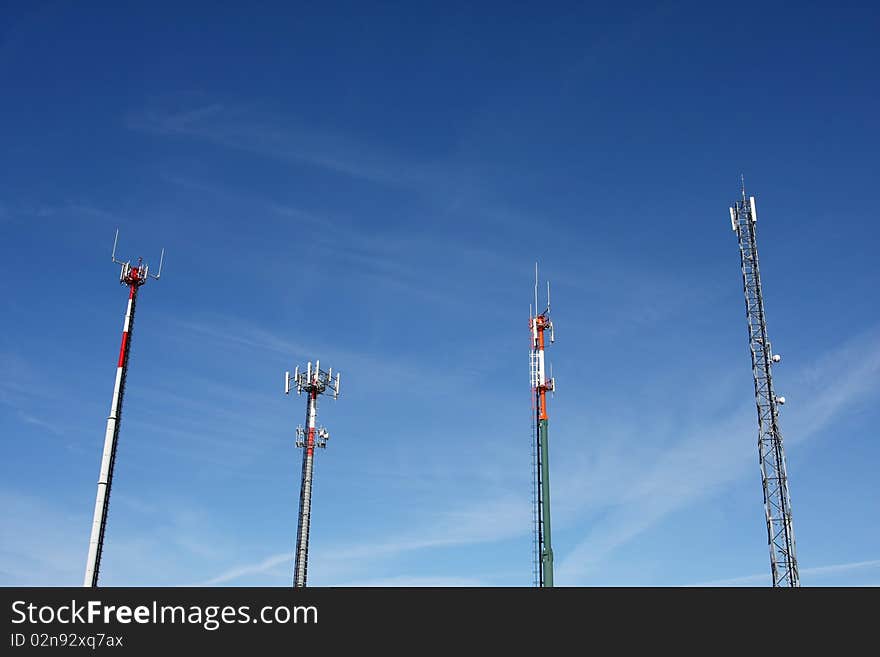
left=539, top=417, right=554, bottom=586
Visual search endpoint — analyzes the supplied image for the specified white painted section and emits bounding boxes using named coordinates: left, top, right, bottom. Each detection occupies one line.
left=122, top=298, right=133, bottom=332
left=84, top=292, right=135, bottom=587
left=83, top=366, right=124, bottom=587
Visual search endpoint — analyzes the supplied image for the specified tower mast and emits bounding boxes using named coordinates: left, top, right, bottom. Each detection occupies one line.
left=729, top=182, right=800, bottom=587
left=284, top=362, right=341, bottom=587
left=84, top=230, right=164, bottom=587
left=529, top=264, right=555, bottom=587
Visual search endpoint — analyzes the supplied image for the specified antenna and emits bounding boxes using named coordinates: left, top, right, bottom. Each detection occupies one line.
left=284, top=359, right=343, bottom=587
left=150, top=248, right=165, bottom=280
left=110, top=229, right=166, bottom=286
left=534, top=262, right=539, bottom=319
left=84, top=228, right=165, bottom=588
left=111, top=228, right=120, bottom=264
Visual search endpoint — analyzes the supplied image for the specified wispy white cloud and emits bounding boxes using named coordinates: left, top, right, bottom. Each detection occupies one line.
left=94, top=499, right=255, bottom=587
left=159, top=169, right=517, bottom=310
left=0, top=352, right=47, bottom=404
left=693, top=558, right=880, bottom=587
left=0, top=491, right=85, bottom=586
left=199, top=493, right=528, bottom=586
left=164, top=314, right=472, bottom=395
left=183, top=318, right=880, bottom=588
left=200, top=552, right=292, bottom=586
left=323, top=494, right=528, bottom=562
left=130, top=104, right=425, bottom=187
left=159, top=173, right=336, bottom=234
left=127, top=103, right=567, bottom=248
left=555, top=327, right=880, bottom=583
left=5, top=306, right=876, bottom=587
left=803, top=558, right=880, bottom=578
left=0, top=200, right=120, bottom=224
left=0, top=486, right=256, bottom=587
left=0, top=355, right=78, bottom=442
left=17, top=412, right=64, bottom=435
left=335, top=575, right=489, bottom=587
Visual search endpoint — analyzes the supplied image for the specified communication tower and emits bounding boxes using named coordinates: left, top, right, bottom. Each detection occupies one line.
left=84, top=230, right=164, bottom=587
left=729, top=180, right=800, bottom=587
left=284, top=362, right=341, bottom=587
left=529, top=264, right=555, bottom=587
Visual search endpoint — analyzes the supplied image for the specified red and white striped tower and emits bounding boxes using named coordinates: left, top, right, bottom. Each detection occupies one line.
left=84, top=231, right=163, bottom=587
left=285, top=361, right=340, bottom=587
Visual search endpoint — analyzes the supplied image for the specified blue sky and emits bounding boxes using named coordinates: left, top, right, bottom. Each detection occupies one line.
left=1, top=1, right=878, bottom=587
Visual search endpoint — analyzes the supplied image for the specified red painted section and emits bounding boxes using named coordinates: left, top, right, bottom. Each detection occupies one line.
left=117, top=332, right=129, bottom=367
left=129, top=284, right=135, bottom=299
left=307, top=391, right=317, bottom=456
left=533, top=313, right=550, bottom=420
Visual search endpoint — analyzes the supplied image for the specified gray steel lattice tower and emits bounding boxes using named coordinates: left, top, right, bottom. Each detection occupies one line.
left=284, top=362, right=341, bottom=588
left=729, top=181, right=800, bottom=587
